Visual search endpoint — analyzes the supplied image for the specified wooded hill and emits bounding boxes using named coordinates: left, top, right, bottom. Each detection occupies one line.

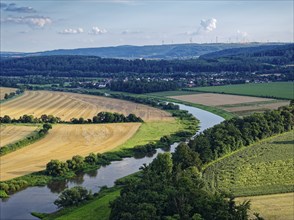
left=1, top=47, right=292, bottom=78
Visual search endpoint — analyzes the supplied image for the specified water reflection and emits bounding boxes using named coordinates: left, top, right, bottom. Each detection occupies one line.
left=47, top=180, right=67, bottom=194
left=69, top=172, right=85, bottom=185
left=86, top=169, right=98, bottom=178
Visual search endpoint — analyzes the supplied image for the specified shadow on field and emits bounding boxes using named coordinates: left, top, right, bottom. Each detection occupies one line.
left=272, top=140, right=294, bottom=145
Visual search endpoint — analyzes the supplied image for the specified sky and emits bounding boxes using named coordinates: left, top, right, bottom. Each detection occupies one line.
left=0, top=0, right=293, bottom=52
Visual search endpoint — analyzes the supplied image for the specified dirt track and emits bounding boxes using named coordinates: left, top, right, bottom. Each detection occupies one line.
left=0, top=123, right=141, bottom=181
left=0, top=91, right=172, bottom=122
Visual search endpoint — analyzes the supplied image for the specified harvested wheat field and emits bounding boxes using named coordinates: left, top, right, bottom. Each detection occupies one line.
left=0, top=125, right=38, bottom=147
left=222, top=101, right=290, bottom=115
left=0, top=90, right=171, bottom=122
left=0, top=87, right=17, bottom=100
left=170, top=93, right=273, bottom=106
left=0, top=123, right=141, bottom=181
left=236, top=193, right=294, bottom=220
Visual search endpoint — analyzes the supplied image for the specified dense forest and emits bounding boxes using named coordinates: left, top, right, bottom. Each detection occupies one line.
left=110, top=151, right=254, bottom=220
left=189, top=105, right=293, bottom=164
left=110, top=79, right=178, bottom=93
left=1, top=44, right=293, bottom=78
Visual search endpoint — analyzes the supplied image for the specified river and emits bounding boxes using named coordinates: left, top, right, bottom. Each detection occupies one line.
left=0, top=103, right=224, bottom=220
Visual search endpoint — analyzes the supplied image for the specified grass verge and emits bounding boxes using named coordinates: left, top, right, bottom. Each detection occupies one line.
left=34, top=187, right=121, bottom=220
left=160, top=97, right=235, bottom=120
left=115, top=119, right=185, bottom=151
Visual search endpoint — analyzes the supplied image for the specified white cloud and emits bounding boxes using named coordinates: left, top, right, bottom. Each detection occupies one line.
left=237, top=30, right=248, bottom=38
left=89, top=27, right=107, bottom=35
left=121, top=29, right=142, bottom=35
left=59, top=28, right=84, bottom=34
left=200, top=18, right=217, bottom=32
left=2, top=16, right=52, bottom=28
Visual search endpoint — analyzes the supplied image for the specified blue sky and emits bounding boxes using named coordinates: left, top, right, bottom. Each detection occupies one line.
left=1, top=0, right=293, bottom=52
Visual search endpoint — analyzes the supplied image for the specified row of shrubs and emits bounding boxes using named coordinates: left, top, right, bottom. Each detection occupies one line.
left=0, top=123, right=52, bottom=156
left=2, top=89, right=24, bottom=100
left=0, top=112, right=143, bottom=124
left=70, top=112, right=143, bottom=124
left=0, top=114, right=61, bottom=124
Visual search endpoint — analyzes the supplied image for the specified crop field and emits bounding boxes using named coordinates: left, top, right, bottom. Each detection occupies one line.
left=220, top=100, right=290, bottom=116
left=203, top=131, right=294, bottom=196
left=0, top=87, right=17, bottom=100
left=0, top=125, right=38, bottom=147
left=0, top=123, right=141, bottom=181
left=146, top=90, right=201, bottom=97
left=170, top=93, right=289, bottom=116
left=189, top=82, right=293, bottom=99
left=169, top=93, right=272, bottom=106
left=0, top=90, right=172, bottom=122
left=236, top=193, right=294, bottom=220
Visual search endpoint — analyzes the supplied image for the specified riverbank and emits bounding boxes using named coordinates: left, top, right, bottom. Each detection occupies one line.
left=0, top=108, right=198, bottom=198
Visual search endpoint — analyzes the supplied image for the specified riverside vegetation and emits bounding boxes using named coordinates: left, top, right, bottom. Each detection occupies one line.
left=0, top=102, right=198, bottom=198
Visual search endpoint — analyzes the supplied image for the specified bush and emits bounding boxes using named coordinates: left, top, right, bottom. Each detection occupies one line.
left=54, top=186, right=92, bottom=208
left=46, top=160, right=69, bottom=177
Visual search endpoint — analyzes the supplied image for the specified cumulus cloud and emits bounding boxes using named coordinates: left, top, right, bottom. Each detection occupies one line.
left=5, top=3, right=36, bottom=13
left=200, top=18, right=217, bottom=32
left=2, top=16, right=52, bottom=28
left=89, top=27, right=107, bottom=35
left=59, top=28, right=84, bottom=34
left=184, top=18, right=217, bottom=36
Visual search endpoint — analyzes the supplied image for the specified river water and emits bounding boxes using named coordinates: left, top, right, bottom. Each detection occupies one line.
left=0, top=103, right=224, bottom=220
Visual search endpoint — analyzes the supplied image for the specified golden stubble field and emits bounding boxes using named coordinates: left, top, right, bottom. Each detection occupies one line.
left=0, top=123, right=141, bottom=181
left=236, top=193, right=294, bottom=220
left=0, top=125, right=38, bottom=147
left=0, top=87, right=17, bottom=100
left=0, top=90, right=172, bottom=122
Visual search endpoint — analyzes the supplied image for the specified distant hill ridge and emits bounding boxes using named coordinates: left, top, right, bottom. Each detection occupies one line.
left=200, top=43, right=294, bottom=59
left=0, top=42, right=285, bottom=60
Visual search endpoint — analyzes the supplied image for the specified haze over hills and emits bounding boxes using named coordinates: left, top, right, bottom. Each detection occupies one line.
left=0, top=42, right=286, bottom=60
